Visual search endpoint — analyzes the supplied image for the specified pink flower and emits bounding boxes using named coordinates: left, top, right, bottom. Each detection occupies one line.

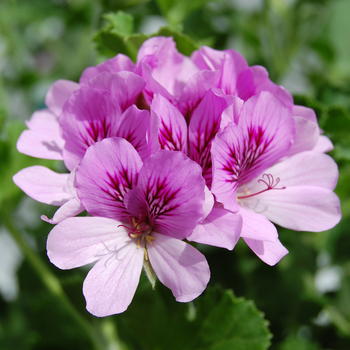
left=211, top=92, right=341, bottom=265
left=149, top=92, right=243, bottom=250
left=47, top=137, right=210, bottom=316
left=14, top=67, right=148, bottom=223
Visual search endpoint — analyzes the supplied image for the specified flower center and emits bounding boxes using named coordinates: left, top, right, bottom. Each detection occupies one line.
left=118, top=214, right=155, bottom=260
left=236, top=173, right=286, bottom=199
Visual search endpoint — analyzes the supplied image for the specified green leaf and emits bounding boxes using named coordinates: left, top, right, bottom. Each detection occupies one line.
left=103, top=12, right=134, bottom=37
left=94, top=11, right=199, bottom=61
left=193, top=287, right=272, bottom=350
left=117, top=284, right=271, bottom=350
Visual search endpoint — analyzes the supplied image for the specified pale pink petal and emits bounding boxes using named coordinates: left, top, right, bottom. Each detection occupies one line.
left=191, top=45, right=226, bottom=71
left=242, top=151, right=339, bottom=190
left=41, top=198, right=84, bottom=224
left=243, top=237, right=289, bottom=266
left=88, top=71, right=146, bottom=111
left=137, top=61, right=175, bottom=106
left=115, top=105, right=150, bottom=160
left=243, top=66, right=294, bottom=109
left=220, top=98, right=244, bottom=130
left=137, top=36, right=198, bottom=98
left=211, top=125, right=243, bottom=212
left=125, top=151, right=205, bottom=239
left=47, top=217, right=131, bottom=269
left=178, top=70, right=220, bottom=116
left=188, top=206, right=242, bottom=250
left=244, top=187, right=341, bottom=232
left=13, top=166, right=70, bottom=205
left=202, top=186, right=215, bottom=221
left=292, top=105, right=317, bottom=123
left=285, top=116, right=319, bottom=157
left=60, top=87, right=121, bottom=171
left=17, top=110, right=64, bottom=160
left=45, top=80, right=80, bottom=116
left=313, top=135, right=334, bottom=153
left=238, top=207, right=278, bottom=242
left=83, top=239, right=144, bottom=317
left=239, top=152, right=341, bottom=231
left=76, top=138, right=143, bottom=220
left=150, top=94, right=187, bottom=154
left=219, top=50, right=250, bottom=96
left=148, top=232, right=210, bottom=302
left=79, top=54, right=136, bottom=85
left=189, top=89, right=233, bottom=186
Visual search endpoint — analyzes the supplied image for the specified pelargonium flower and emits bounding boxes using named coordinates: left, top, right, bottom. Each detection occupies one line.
left=47, top=137, right=210, bottom=316
left=211, top=91, right=341, bottom=265
left=149, top=92, right=243, bottom=249
left=137, top=37, right=333, bottom=154
left=14, top=70, right=148, bottom=223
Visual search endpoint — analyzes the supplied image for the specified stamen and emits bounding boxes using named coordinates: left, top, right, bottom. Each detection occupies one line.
left=118, top=213, right=156, bottom=248
left=146, top=236, right=156, bottom=245
left=237, top=173, right=286, bottom=199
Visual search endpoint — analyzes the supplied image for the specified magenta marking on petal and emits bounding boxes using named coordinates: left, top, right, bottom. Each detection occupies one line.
left=191, top=119, right=220, bottom=185
left=82, top=119, right=112, bottom=147
left=159, top=119, right=185, bottom=151
left=237, top=173, right=286, bottom=199
left=146, top=177, right=181, bottom=220
left=101, top=167, right=134, bottom=206
left=221, top=125, right=274, bottom=186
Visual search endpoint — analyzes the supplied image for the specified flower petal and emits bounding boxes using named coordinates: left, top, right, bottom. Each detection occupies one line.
left=13, top=166, right=71, bottom=205
left=45, top=79, right=80, bottom=116
left=79, top=54, right=136, bottom=85
left=88, top=71, right=146, bottom=112
left=188, top=206, right=242, bottom=250
left=178, top=70, right=220, bottom=117
left=239, top=152, right=341, bottom=231
left=189, top=89, right=233, bottom=186
left=76, top=138, right=143, bottom=220
left=149, top=94, right=187, bottom=154
left=243, top=237, right=289, bottom=266
left=115, top=105, right=150, bottom=160
left=211, top=92, right=295, bottom=211
left=219, top=50, right=250, bottom=96
left=238, top=207, right=278, bottom=242
left=137, top=36, right=198, bottom=98
left=60, top=87, right=122, bottom=170
left=47, top=216, right=131, bottom=269
left=41, top=198, right=84, bottom=224
left=17, top=110, right=64, bottom=160
left=148, top=232, right=210, bottom=302
left=313, top=135, right=334, bottom=153
left=125, top=151, right=205, bottom=239
left=240, top=66, right=294, bottom=109
left=285, top=116, right=319, bottom=157
left=244, top=187, right=341, bottom=232
left=83, top=238, right=144, bottom=316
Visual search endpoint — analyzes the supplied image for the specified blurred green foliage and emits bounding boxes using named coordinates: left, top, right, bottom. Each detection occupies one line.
left=1, top=0, right=350, bottom=349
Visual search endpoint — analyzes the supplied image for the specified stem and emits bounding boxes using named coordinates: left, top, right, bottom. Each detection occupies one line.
left=1, top=210, right=105, bottom=350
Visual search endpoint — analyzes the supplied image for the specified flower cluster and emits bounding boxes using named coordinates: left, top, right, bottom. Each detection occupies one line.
left=13, top=36, right=341, bottom=316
